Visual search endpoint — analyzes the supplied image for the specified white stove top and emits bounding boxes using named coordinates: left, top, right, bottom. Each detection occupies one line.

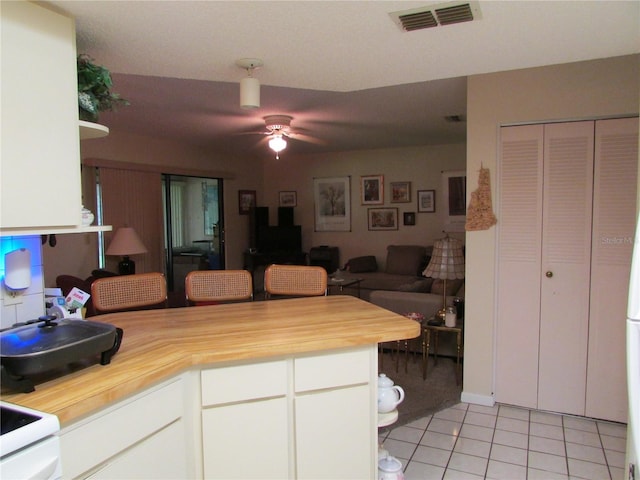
left=0, top=401, right=60, bottom=457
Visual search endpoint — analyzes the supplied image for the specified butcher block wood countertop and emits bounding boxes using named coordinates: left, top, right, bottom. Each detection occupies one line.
left=1, top=296, right=419, bottom=425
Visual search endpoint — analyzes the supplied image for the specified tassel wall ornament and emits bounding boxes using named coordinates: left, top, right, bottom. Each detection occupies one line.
left=465, top=166, right=497, bottom=231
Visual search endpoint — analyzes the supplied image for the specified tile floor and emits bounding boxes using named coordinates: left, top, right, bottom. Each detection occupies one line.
left=379, top=402, right=627, bottom=480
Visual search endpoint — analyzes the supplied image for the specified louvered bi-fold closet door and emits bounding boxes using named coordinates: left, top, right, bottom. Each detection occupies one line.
left=496, top=118, right=637, bottom=421
left=537, top=121, right=594, bottom=416
left=586, top=117, right=638, bottom=423
left=496, top=121, right=595, bottom=415
left=495, top=124, right=544, bottom=409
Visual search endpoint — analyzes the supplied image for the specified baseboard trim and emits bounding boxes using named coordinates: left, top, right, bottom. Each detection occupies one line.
left=461, top=391, right=495, bottom=407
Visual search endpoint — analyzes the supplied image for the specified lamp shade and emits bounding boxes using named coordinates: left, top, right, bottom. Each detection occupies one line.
left=240, top=76, right=260, bottom=109
left=106, top=227, right=147, bottom=256
left=422, top=236, right=465, bottom=280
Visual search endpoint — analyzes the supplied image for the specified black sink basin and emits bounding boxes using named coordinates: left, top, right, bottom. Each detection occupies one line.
left=0, top=317, right=123, bottom=392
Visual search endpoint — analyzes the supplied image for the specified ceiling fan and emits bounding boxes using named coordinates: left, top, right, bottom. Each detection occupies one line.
left=257, top=115, right=324, bottom=159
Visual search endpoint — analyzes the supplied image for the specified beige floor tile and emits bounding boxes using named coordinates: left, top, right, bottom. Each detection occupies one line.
left=420, top=431, right=458, bottom=450
left=485, top=459, right=526, bottom=479
left=493, top=429, right=528, bottom=450
left=447, top=452, right=489, bottom=476
left=489, top=444, right=527, bottom=466
left=454, top=437, right=492, bottom=458
left=527, top=451, right=568, bottom=475
left=464, top=411, right=498, bottom=429
left=567, top=458, right=612, bottom=480
left=565, top=442, right=606, bottom=464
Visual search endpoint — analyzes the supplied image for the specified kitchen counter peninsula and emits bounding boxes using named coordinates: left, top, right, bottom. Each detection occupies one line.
left=1, top=296, right=419, bottom=479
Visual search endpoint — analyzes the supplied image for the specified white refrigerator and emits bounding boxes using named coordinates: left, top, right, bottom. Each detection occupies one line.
left=627, top=212, right=640, bottom=479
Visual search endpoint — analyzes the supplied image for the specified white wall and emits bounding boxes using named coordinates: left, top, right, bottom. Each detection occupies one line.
left=464, top=54, right=640, bottom=405
left=262, top=143, right=466, bottom=269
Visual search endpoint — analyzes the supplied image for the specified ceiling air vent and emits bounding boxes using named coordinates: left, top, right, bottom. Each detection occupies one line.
left=389, top=1, right=481, bottom=32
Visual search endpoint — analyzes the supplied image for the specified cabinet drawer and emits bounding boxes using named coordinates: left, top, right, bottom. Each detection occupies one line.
left=61, top=378, right=183, bottom=479
left=295, top=348, right=371, bottom=393
left=201, top=360, right=287, bottom=406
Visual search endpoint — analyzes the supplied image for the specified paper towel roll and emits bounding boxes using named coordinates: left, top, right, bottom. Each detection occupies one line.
left=5, top=248, right=31, bottom=290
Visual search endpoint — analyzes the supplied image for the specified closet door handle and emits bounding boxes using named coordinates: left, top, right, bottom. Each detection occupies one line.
left=545, top=271, right=553, bottom=278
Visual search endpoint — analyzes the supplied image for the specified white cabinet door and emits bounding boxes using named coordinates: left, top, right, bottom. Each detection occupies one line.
left=201, top=361, right=289, bottom=479
left=586, top=117, right=638, bottom=422
left=538, top=121, right=594, bottom=415
left=1, top=2, right=81, bottom=229
left=295, top=384, right=373, bottom=480
left=202, top=398, right=289, bottom=479
left=87, top=420, right=189, bottom=479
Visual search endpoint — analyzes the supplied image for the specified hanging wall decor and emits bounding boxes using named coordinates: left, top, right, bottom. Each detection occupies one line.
left=465, top=166, right=497, bottom=231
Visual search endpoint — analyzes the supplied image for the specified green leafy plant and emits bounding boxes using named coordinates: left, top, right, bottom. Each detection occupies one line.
left=77, top=54, right=129, bottom=122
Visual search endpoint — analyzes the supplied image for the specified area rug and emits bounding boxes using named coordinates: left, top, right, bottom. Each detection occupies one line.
left=378, top=350, right=462, bottom=428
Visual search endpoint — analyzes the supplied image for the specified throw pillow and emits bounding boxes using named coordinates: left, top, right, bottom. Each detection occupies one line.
left=385, top=245, right=427, bottom=275
left=396, top=278, right=434, bottom=293
left=346, top=255, right=378, bottom=273
left=431, top=278, right=464, bottom=296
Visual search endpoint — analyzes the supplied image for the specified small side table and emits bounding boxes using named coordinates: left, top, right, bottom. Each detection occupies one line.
left=327, top=276, right=363, bottom=298
left=422, top=321, right=464, bottom=385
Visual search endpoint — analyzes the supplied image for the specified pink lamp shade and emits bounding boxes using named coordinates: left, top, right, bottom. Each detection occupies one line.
left=106, top=227, right=147, bottom=275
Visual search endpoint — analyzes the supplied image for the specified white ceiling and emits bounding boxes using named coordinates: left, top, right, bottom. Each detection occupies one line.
left=48, top=0, right=640, bottom=157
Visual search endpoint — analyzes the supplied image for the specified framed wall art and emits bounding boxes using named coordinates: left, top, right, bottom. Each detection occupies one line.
left=417, top=190, right=435, bottom=213
left=368, top=207, right=398, bottom=231
left=443, top=170, right=466, bottom=232
left=390, top=181, right=411, bottom=203
left=360, top=174, right=384, bottom=205
left=238, top=189, right=256, bottom=215
left=403, top=212, right=416, bottom=226
left=313, top=176, right=351, bottom=232
left=279, top=191, right=297, bottom=207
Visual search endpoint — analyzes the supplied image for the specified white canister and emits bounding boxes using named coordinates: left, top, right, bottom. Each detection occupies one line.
left=377, top=373, right=405, bottom=413
left=378, top=455, right=404, bottom=480
left=445, top=306, right=457, bottom=327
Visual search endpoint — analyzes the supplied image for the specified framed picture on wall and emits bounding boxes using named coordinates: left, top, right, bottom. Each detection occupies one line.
left=417, top=190, right=435, bottom=213
left=443, top=170, right=466, bottom=231
left=238, top=190, right=256, bottom=215
left=403, top=212, right=416, bottom=226
left=360, top=175, right=384, bottom=204
left=368, top=207, right=398, bottom=231
left=279, top=191, right=297, bottom=207
left=313, top=176, right=351, bottom=231
left=391, top=181, right=411, bottom=203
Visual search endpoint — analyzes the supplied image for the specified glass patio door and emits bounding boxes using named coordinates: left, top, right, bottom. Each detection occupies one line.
left=162, top=175, right=224, bottom=292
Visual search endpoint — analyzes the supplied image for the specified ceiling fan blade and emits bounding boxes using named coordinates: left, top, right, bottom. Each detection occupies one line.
left=288, top=132, right=326, bottom=145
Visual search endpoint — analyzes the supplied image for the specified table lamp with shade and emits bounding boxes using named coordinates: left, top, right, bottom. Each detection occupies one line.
left=106, top=227, right=147, bottom=275
left=422, top=235, right=465, bottom=322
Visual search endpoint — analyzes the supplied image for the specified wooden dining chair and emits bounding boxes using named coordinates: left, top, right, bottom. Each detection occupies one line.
left=91, top=272, right=168, bottom=314
left=263, top=264, right=328, bottom=299
left=185, top=270, right=253, bottom=305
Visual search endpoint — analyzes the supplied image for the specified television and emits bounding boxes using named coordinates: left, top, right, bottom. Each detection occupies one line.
left=257, top=225, right=302, bottom=253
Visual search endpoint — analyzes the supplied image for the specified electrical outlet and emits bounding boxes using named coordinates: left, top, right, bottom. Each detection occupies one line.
left=3, top=283, right=23, bottom=306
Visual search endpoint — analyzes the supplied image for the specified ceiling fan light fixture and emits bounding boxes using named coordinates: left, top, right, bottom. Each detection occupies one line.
left=236, top=58, right=263, bottom=109
left=269, top=134, right=287, bottom=153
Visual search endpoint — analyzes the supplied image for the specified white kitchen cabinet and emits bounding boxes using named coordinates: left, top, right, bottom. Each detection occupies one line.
left=0, top=2, right=82, bottom=232
left=60, top=378, right=192, bottom=479
left=200, top=347, right=376, bottom=479
left=201, top=360, right=289, bottom=479
left=495, top=117, right=638, bottom=422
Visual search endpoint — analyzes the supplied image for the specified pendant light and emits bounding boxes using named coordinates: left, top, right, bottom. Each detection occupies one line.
left=236, top=58, right=263, bottom=109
